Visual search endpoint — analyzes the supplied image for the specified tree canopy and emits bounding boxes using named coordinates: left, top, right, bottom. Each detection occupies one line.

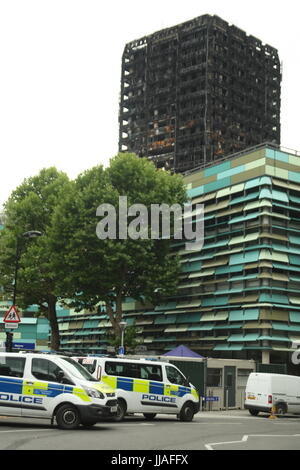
left=0, top=153, right=188, bottom=351
left=0, top=167, right=70, bottom=350
left=51, top=153, right=187, bottom=338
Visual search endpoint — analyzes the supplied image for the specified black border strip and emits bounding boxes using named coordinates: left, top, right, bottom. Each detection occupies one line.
left=140, top=401, right=178, bottom=408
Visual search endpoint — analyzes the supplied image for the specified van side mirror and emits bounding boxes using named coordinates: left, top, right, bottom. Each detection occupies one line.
left=57, top=370, right=65, bottom=383
left=185, top=376, right=190, bottom=387
left=57, top=370, right=73, bottom=385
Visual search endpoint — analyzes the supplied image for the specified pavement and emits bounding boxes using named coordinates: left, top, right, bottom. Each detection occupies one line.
left=197, top=408, right=300, bottom=418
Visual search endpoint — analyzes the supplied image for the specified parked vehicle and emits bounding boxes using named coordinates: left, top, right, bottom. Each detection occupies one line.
left=0, top=352, right=117, bottom=429
left=245, top=372, right=300, bottom=416
left=73, top=356, right=200, bottom=422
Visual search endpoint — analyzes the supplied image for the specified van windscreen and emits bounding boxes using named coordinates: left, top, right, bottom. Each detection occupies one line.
left=77, top=358, right=97, bottom=375
left=60, top=357, right=98, bottom=381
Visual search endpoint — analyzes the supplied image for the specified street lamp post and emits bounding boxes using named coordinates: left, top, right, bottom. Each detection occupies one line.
left=119, top=321, right=127, bottom=356
left=6, top=230, right=42, bottom=352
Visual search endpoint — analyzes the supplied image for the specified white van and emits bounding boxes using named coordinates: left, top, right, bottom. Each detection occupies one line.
left=73, top=356, right=200, bottom=422
left=245, top=372, right=300, bottom=416
left=0, top=352, right=117, bottom=429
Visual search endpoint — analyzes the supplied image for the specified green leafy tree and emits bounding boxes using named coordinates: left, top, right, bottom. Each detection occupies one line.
left=51, top=153, right=188, bottom=339
left=106, top=326, right=141, bottom=354
left=0, top=168, right=70, bottom=350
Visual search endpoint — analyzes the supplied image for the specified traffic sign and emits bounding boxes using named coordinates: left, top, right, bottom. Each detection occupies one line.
left=203, top=396, right=219, bottom=402
left=3, top=305, right=21, bottom=323
left=5, top=322, right=18, bottom=329
left=12, top=342, right=35, bottom=350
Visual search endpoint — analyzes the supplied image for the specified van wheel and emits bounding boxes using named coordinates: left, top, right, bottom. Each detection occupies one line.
left=179, top=402, right=194, bottom=422
left=56, top=404, right=81, bottom=430
left=276, top=403, right=287, bottom=415
left=114, top=399, right=126, bottom=422
left=143, top=413, right=156, bottom=421
left=249, top=409, right=259, bottom=416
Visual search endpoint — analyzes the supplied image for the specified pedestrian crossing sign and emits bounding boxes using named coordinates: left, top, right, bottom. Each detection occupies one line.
left=3, top=305, right=21, bottom=323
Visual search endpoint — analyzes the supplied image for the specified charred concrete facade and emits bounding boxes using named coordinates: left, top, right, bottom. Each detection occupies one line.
left=119, top=15, right=281, bottom=173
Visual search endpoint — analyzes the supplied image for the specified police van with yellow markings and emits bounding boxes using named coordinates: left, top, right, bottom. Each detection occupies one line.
left=0, top=352, right=117, bottom=429
left=73, top=356, right=200, bottom=422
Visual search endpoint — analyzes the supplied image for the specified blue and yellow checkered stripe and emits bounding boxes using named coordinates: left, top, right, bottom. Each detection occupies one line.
left=0, top=377, right=91, bottom=402
left=102, top=375, right=198, bottom=399
left=0, top=376, right=23, bottom=394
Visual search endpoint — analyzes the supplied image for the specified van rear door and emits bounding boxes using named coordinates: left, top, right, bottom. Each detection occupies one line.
left=246, top=373, right=272, bottom=409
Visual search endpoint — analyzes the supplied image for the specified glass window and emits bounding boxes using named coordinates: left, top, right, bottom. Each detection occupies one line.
left=166, top=365, right=187, bottom=386
left=31, top=358, right=65, bottom=383
left=140, top=365, right=162, bottom=382
left=59, top=357, right=96, bottom=382
left=105, top=361, right=140, bottom=378
left=77, top=358, right=97, bottom=375
left=124, top=363, right=141, bottom=379
left=104, top=361, right=163, bottom=382
left=207, top=368, right=222, bottom=387
left=0, top=356, right=26, bottom=378
left=105, top=361, right=123, bottom=376
left=226, top=373, right=233, bottom=387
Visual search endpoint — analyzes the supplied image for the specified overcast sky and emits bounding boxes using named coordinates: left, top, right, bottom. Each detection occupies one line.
left=0, top=0, right=299, bottom=209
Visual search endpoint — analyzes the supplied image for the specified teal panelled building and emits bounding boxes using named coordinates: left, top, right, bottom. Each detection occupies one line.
left=0, top=302, right=49, bottom=350
left=172, top=143, right=300, bottom=363
left=17, top=143, right=300, bottom=364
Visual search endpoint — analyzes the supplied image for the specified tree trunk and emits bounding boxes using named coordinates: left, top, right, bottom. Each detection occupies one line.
left=106, top=291, right=123, bottom=338
left=48, top=294, right=60, bottom=351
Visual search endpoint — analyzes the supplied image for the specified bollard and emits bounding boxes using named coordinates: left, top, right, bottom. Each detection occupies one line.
left=269, top=405, right=277, bottom=419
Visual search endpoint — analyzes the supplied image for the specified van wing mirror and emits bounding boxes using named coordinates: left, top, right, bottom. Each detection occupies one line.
left=57, top=370, right=73, bottom=385
left=57, top=370, right=65, bottom=383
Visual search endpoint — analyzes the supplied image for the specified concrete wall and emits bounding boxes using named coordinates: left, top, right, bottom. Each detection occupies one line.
left=205, top=358, right=256, bottom=410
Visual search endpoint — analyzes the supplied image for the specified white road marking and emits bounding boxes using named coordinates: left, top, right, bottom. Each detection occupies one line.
left=205, top=434, right=300, bottom=450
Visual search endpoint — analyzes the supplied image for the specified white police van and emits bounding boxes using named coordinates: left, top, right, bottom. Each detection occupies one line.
left=73, top=356, right=200, bottom=422
left=0, top=352, right=117, bottom=429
